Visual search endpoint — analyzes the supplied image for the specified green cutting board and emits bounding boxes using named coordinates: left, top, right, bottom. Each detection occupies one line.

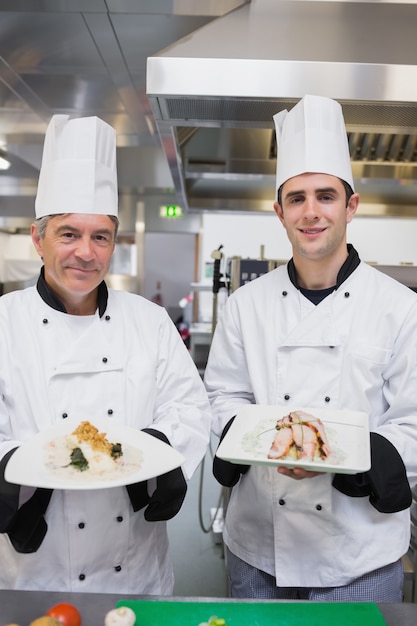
left=117, top=599, right=387, bottom=625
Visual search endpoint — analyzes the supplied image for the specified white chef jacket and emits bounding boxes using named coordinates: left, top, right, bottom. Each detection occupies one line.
left=204, top=260, right=417, bottom=587
left=0, top=282, right=211, bottom=593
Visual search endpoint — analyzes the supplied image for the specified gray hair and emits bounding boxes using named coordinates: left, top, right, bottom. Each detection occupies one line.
left=33, top=214, right=119, bottom=240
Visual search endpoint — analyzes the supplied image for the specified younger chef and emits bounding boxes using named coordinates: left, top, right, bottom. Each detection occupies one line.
left=0, top=115, right=212, bottom=594
left=205, top=94, right=417, bottom=602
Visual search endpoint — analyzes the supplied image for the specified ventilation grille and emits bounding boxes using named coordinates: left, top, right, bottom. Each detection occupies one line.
left=156, top=96, right=417, bottom=132
left=348, top=132, right=417, bottom=163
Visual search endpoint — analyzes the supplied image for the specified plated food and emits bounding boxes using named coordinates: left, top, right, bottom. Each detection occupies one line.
left=267, top=410, right=332, bottom=462
left=44, top=420, right=143, bottom=481
left=216, top=405, right=371, bottom=474
left=5, top=417, right=186, bottom=490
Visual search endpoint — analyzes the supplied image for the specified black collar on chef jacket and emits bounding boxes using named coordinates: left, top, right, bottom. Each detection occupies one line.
left=36, top=266, right=109, bottom=318
left=287, top=243, right=361, bottom=305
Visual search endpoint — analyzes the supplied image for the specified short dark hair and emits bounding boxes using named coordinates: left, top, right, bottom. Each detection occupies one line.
left=277, top=178, right=354, bottom=208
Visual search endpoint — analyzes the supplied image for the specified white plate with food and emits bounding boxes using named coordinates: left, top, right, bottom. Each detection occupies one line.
left=216, top=406, right=371, bottom=474
left=5, top=417, right=185, bottom=490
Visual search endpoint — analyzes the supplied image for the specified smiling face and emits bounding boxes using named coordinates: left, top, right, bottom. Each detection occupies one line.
left=31, top=213, right=116, bottom=315
left=274, top=173, right=359, bottom=279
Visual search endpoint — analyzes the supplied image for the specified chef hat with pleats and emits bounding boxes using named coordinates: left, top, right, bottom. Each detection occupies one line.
left=35, top=115, right=118, bottom=218
left=274, top=94, right=354, bottom=195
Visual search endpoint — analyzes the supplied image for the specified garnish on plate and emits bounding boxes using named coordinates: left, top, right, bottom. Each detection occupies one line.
left=65, top=420, right=123, bottom=472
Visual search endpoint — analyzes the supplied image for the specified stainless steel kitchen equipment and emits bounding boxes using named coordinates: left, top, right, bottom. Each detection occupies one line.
left=147, top=0, right=417, bottom=216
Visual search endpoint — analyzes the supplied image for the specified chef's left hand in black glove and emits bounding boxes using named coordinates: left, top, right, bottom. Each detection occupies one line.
left=332, top=432, right=412, bottom=513
left=213, top=416, right=250, bottom=488
left=126, top=428, right=187, bottom=521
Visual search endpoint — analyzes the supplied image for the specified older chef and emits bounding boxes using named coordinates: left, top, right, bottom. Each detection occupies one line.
left=0, top=115, right=211, bottom=594
left=205, top=95, right=417, bottom=602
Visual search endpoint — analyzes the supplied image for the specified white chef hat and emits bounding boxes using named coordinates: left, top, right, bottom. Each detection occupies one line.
left=274, top=95, right=354, bottom=195
left=35, top=115, right=118, bottom=218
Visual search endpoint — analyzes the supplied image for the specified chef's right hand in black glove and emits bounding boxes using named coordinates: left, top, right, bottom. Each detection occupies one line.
left=0, top=448, right=53, bottom=553
left=213, top=416, right=249, bottom=488
left=126, top=428, right=187, bottom=521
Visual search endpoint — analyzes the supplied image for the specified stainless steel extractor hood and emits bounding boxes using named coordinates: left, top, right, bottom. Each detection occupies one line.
left=147, top=0, right=417, bottom=216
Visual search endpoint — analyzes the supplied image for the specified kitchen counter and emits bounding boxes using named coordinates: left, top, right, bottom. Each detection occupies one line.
left=0, top=591, right=416, bottom=626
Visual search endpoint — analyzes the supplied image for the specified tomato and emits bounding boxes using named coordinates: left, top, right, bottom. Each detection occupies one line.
left=45, top=603, right=81, bottom=626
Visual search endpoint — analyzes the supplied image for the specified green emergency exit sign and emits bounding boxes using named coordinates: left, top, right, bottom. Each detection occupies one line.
left=160, top=205, right=183, bottom=218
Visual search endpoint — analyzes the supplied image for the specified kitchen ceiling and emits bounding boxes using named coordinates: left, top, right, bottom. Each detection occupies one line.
left=0, top=0, right=245, bottom=226
left=1, top=0, right=417, bottom=224
left=147, top=0, right=417, bottom=217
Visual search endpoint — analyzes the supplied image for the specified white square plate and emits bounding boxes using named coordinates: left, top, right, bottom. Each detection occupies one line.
left=216, top=406, right=370, bottom=474
left=5, top=417, right=185, bottom=490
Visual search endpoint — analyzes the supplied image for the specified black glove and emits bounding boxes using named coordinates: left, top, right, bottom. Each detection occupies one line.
left=0, top=448, right=20, bottom=532
left=126, top=428, right=187, bottom=521
left=0, top=447, right=53, bottom=553
left=6, top=487, right=53, bottom=553
left=213, top=417, right=250, bottom=488
left=332, top=432, right=412, bottom=513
